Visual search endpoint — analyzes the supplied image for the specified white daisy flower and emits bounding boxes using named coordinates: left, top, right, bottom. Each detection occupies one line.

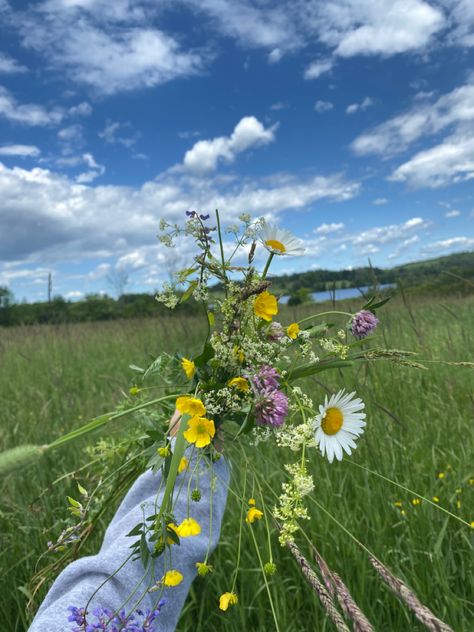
left=260, top=224, right=305, bottom=256
left=314, top=390, right=366, bottom=463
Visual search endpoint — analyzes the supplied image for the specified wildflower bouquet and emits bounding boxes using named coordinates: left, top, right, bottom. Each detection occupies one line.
left=2, top=211, right=465, bottom=631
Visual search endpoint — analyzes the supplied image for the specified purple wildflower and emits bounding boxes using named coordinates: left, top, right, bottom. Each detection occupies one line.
left=254, top=365, right=281, bottom=391
left=351, top=310, right=379, bottom=339
left=200, top=213, right=210, bottom=221
left=68, top=600, right=166, bottom=632
left=255, top=388, right=289, bottom=427
left=185, top=210, right=197, bottom=217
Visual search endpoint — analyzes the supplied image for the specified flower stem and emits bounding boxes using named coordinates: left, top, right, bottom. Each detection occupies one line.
left=298, top=310, right=353, bottom=326
left=261, top=252, right=274, bottom=279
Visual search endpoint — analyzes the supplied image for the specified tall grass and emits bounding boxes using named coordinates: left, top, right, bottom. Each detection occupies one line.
left=0, top=296, right=473, bottom=630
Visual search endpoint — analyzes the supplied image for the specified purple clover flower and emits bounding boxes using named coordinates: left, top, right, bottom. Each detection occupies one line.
left=253, top=365, right=281, bottom=391
left=255, top=388, right=289, bottom=427
left=351, top=310, right=379, bottom=339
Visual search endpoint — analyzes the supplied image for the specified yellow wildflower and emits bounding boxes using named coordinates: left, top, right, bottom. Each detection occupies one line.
left=248, top=498, right=256, bottom=506
left=162, top=570, right=183, bottom=587
left=469, top=478, right=474, bottom=486
left=470, top=521, right=474, bottom=528
left=394, top=501, right=402, bottom=508
left=176, top=517, right=201, bottom=537
left=181, top=357, right=196, bottom=379
left=455, top=487, right=462, bottom=494
left=401, top=509, right=406, bottom=516
left=219, top=592, right=238, bottom=611
left=228, top=377, right=249, bottom=392
left=246, top=507, right=264, bottom=524
left=176, top=396, right=206, bottom=417
left=196, top=562, right=213, bottom=577
left=254, top=291, right=278, bottom=322
left=437, top=472, right=445, bottom=479
left=432, top=496, right=440, bottom=503
left=233, top=346, right=245, bottom=363
left=286, top=322, right=300, bottom=339
left=129, top=386, right=140, bottom=396
left=158, top=446, right=170, bottom=458
left=412, top=498, right=421, bottom=506
left=178, top=456, right=189, bottom=474
left=183, top=416, right=215, bottom=448
left=456, top=500, right=461, bottom=509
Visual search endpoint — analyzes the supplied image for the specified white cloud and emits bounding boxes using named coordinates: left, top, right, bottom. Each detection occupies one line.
left=75, top=153, right=105, bottom=183
left=68, top=101, right=92, bottom=117
left=304, top=58, right=333, bottom=80
left=372, top=197, right=388, bottom=205
left=19, top=4, right=206, bottom=95
left=352, top=217, right=428, bottom=247
left=389, top=134, right=474, bottom=188
left=268, top=48, right=283, bottom=63
left=0, top=52, right=27, bottom=74
left=346, top=97, right=374, bottom=114
left=314, top=100, right=333, bottom=113
left=0, top=160, right=359, bottom=264
left=0, top=144, right=40, bottom=157
left=99, top=120, right=138, bottom=148
left=0, top=86, right=64, bottom=126
left=388, top=234, right=420, bottom=259
left=315, top=222, right=344, bottom=234
left=58, top=124, right=84, bottom=144
left=352, top=83, right=474, bottom=156
left=314, top=0, right=444, bottom=58
left=269, top=102, right=289, bottom=111
left=422, top=236, right=474, bottom=254
left=445, top=209, right=461, bottom=217
left=183, top=116, right=276, bottom=173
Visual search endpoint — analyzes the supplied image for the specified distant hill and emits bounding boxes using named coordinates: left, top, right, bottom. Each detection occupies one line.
left=1, top=251, right=473, bottom=326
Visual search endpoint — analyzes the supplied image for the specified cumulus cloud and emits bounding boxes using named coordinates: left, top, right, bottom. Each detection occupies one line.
left=314, top=100, right=333, bottom=113
left=182, top=116, right=277, bottom=173
left=304, top=58, right=333, bottom=80
left=346, top=97, right=374, bottom=114
left=422, top=236, right=474, bottom=254
left=351, top=217, right=428, bottom=248
left=372, top=197, right=388, bottom=205
left=18, top=3, right=206, bottom=95
left=445, top=209, right=461, bottom=218
left=0, top=160, right=359, bottom=264
left=315, top=222, right=344, bottom=234
left=0, top=86, right=64, bottom=126
left=0, top=52, right=27, bottom=74
left=352, top=83, right=474, bottom=156
left=389, top=134, right=474, bottom=188
left=99, top=120, right=139, bottom=148
left=0, top=144, right=40, bottom=157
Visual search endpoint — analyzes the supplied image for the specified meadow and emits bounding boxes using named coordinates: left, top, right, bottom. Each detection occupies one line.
left=1, top=294, right=473, bottom=631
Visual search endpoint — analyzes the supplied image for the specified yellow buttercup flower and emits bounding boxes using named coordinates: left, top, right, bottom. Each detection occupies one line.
left=470, top=521, right=474, bottom=528
left=181, top=357, right=196, bottom=379
left=219, top=592, right=238, bottom=611
left=228, top=377, right=249, bottom=392
left=178, top=456, right=189, bottom=474
left=286, top=322, right=300, bottom=339
left=432, top=496, right=440, bottom=503
left=163, top=570, right=183, bottom=586
left=248, top=498, right=256, bottom=506
left=176, top=517, right=201, bottom=537
left=394, top=501, right=402, bottom=508
left=246, top=507, right=264, bottom=524
left=412, top=498, right=421, bottom=506
left=158, top=446, right=170, bottom=458
left=176, top=396, right=206, bottom=417
left=437, top=472, right=445, bottom=479
left=254, top=291, right=278, bottom=322
left=183, top=416, right=215, bottom=448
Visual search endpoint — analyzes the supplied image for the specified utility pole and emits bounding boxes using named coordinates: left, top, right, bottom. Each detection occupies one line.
left=48, top=272, right=52, bottom=303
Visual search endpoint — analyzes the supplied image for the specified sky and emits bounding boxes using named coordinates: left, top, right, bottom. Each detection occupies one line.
left=1, top=0, right=474, bottom=302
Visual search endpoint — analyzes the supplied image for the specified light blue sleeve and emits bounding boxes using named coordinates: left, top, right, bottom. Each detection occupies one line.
left=28, top=451, right=229, bottom=631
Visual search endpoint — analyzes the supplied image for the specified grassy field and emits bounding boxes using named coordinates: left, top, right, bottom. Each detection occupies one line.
left=1, top=295, right=473, bottom=631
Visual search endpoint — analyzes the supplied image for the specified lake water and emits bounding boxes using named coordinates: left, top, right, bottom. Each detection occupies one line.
left=279, top=283, right=395, bottom=304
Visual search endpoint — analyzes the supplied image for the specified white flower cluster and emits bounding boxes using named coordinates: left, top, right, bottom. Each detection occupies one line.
left=275, top=422, right=316, bottom=452
left=290, top=386, right=314, bottom=411
left=155, top=283, right=179, bottom=309
left=249, top=426, right=273, bottom=446
left=274, top=463, right=314, bottom=546
left=320, top=337, right=349, bottom=359
left=203, top=386, right=246, bottom=416
left=192, top=282, right=209, bottom=302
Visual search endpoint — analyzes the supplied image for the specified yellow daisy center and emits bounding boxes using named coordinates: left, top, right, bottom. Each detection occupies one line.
left=321, top=407, right=343, bottom=435
left=265, top=239, right=286, bottom=253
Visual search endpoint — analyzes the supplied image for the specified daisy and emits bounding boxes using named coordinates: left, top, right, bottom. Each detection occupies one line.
left=314, top=390, right=366, bottom=463
left=260, top=224, right=305, bottom=256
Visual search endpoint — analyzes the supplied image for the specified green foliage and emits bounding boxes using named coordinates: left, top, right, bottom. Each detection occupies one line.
left=0, top=297, right=473, bottom=630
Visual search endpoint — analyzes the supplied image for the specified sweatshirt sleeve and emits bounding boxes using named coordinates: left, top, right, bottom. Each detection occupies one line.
left=29, top=451, right=229, bottom=632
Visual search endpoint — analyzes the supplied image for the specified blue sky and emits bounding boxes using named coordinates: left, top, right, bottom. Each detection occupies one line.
left=1, top=0, right=474, bottom=302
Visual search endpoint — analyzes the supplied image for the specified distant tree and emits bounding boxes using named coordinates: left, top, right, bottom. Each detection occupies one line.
left=287, top=288, right=314, bottom=306
left=0, top=286, right=14, bottom=308
left=106, top=269, right=129, bottom=298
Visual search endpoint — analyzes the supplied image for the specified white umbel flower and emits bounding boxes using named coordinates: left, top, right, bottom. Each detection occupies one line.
left=314, top=390, right=366, bottom=463
left=260, top=224, right=305, bottom=256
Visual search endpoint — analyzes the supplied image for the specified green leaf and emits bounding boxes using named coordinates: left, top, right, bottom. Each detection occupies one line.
left=288, top=359, right=353, bottom=381
left=67, top=496, right=82, bottom=509
left=208, top=311, right=215, bottom=327
left=77, top=483, right=88, bottom=497
left=180, top=281, right=198, bottom=303
left=140, top=532, right=150, bottom=568
left=194, top=341, right=215, bottom=367
left=129, top=364, right=145, bottom=373
left=126, top=523, right=144, bottom=538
